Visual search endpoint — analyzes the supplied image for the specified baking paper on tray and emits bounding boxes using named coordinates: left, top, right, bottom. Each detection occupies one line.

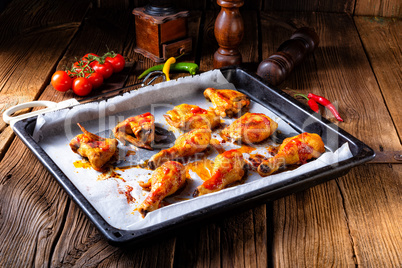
left=34, top=70, right=353, bottom=230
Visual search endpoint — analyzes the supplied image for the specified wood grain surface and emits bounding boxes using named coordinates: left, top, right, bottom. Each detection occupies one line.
left=354, top=16, right=402, bottom=140
left=0, top=0, right=401, bottom=267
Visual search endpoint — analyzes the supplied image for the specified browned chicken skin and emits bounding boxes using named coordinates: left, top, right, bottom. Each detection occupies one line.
left=204, top=88, right=250, bottom=118
left=164, top=103, right=220, bottom=131
left=257, top=132, right=325, bottom=177
left=70, top=123, right=118, bottom=172
left=137, top=161, right=187, bottom=217
left=221, top=113, right=278, bottom=144
left=148, top=128, right=211, bottom=170
left=113, top=112, right=155, bottom=150
left=194, top=149, right=246, bottom=196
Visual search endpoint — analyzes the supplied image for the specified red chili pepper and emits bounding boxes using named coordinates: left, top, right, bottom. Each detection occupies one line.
left=308, top=98, right=320, bottom=113
left=294, top=93, right=320, bottom=113
left=307, top=93, right=343, bottom=122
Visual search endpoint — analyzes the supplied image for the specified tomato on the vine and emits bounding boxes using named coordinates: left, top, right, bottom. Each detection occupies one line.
left=105, top=53, right=125, bottom=73
left=86, top=72, right=104, bottom=89
left=72, top=61, right=91, bottom=73
left=51, top=71, right=72, bottom=92
left=66, top=70, right=78, bottom=78
left=82, top=53, right=98, bottom=65
left=72, top=77, right=93, bottom=96
left=93, top=61, right=113, bottom=79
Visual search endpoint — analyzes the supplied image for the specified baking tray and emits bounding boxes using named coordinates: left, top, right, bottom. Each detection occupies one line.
left=12, top=66, right=375, bottom=246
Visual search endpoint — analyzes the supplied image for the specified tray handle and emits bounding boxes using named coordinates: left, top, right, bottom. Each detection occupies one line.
left=3, top=99, right=79, bottom=126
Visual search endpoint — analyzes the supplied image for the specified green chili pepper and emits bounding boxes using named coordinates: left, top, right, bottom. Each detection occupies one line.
left=138, top=62, right=199, bottom=79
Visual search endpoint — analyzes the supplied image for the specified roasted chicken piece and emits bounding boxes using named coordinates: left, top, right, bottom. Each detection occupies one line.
left=257, top=132, right=325, bottom=177
left=164, top=103, right=220, bottom=131
left=113, top=112, right=155, bottom=150
left=70, top=123, right=118, bottom=172
left=204, top=88, right=250, bottom=118
left=194, top=149, right=247, bottom=196
left=221, top=113, right=278, bottom=144
left=137, top=161, right=187, bottom=217
left=148, top=128, right=211, bottom=169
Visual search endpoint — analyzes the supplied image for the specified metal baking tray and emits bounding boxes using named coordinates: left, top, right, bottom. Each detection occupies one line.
left=12, top=66, right=375, bottom=246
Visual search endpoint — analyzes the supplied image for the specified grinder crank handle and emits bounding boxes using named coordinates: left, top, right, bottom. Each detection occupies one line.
left=256, top=27, right=319, bottom=86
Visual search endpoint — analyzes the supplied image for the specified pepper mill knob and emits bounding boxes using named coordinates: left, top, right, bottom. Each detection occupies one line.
left=257, top=27, right=319, bottom=86
left=213, top=0, right=244, bottom=69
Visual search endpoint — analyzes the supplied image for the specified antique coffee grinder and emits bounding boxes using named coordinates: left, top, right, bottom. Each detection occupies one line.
left=133, top=0, right=192, bottom=62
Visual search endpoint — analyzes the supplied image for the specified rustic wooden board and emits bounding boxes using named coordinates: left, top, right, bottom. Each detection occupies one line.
left=0, top=138, right=70, bottom=267
left=272, top=181, right=357, bottom=266
left=133, top=0, right=206, bottom=11
left=354, top=0, right=401, bottom=17
left=354, top=16, right=402, bottom=141
left=272, top=164, right=402, bottom=266
left=263, top=0, right=355, bottom=13
left=0, top=0, right=91, bottom=160
left=337, top=164, right=402, bottom=266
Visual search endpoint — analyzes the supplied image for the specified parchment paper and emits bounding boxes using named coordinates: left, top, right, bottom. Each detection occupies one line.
left=33, top=70, right=353, bottom=230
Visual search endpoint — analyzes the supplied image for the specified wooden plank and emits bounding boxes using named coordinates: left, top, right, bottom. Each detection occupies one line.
left=0, top=0, right=91, bottom=159
left=0, top=0, right=90, bottom=40
left=260, top=12, right=401, bottom=153
left=354, top=16, right=402, bottom=140
left=336, top=164, right=402, bottom=266
left=173, top=224, right=221, bottom=267
left=354, top=0, right=401, bottom=17
left=262, top=0, right=354, bottom=13
left=133, top=0, right=206, bottom=10
left=272, top=182, right=357, bottom=266
left=0, top=138, right=70, bottom=267
left=221, top=207, right=268, bottom=268
left=52, top=201, right=176, bottom=267
left=273, top=164, right=402, bottom=266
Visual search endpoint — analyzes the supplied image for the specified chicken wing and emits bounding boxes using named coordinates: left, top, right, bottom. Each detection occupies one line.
left=194, top=149, right=246, bottom=196
left=164, top=103, right=220, bottom=131
left=257, top=132, right=325, bottom=177
left=148, top=128, right=211, bottom=169
left=113, top=112, right=155, bottom=150
left=204, top=88, right=250, bottom=118
left=70, top=123, right=118, bottom=172
left=137, top=161, right=187, bottom=217
left=221, top=113, right=278, bottom=144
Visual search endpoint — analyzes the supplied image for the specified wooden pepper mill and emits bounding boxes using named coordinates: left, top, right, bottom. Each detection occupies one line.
left=213, top=0, right=244, bottom=69
left=257, top=27, right=319, bottom=86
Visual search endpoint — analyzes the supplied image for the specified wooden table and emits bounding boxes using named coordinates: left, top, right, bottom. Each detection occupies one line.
left=0, top=1, right=401, bottom=267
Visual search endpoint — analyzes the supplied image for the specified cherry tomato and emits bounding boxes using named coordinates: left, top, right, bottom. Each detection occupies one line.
left=93, top=61, right=113, bottom=79
left=72, top=77, right=93, bottom=96
left=86, top=72, right=104, bottom=89
left=51, top=71, right=72, bottom=92
left=105, top=54, right=125, bottom=73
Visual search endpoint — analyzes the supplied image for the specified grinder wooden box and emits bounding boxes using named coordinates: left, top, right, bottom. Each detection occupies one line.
left=133, top=7, right=192, bottom=62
